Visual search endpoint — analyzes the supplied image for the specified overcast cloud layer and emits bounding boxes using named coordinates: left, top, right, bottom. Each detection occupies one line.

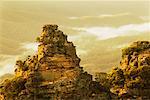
left=72, top=22, right=150, bottom=40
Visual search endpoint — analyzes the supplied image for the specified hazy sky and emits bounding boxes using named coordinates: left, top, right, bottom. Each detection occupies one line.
left=0, top=0, right=150, bottom=76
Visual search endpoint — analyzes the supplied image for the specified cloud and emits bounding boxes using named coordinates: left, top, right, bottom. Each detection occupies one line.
left=68, top=35, right=81, bottom=41
left=72, top=22, right=150, bottom=40
left=139, top=16, right=150, bottom=21
left=107, top=44, right=129, bottom=51
left=0, top=42, right=39, bottom=76
left=0, top=54, right=18, bottom=76
left=20, top=42, right=39, bottom=58
left=15, top=42, right=39, bottom=60
left=21, top=42, right=39, bottom=52
left=0, top=63, right=15, bottom=76
left=68, top=13, right=130, bottom=20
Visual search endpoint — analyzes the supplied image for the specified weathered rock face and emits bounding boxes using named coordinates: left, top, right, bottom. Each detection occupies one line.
left=0, top=25, right=110, bottom=100
left=122, top=41, right=150, bottom=99
left=109, top=41, right=150, bottom=99
left=36, top=25, right=81, bottom=83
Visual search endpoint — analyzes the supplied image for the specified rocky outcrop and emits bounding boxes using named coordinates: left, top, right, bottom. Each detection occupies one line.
left=0, top=25, right=110, bottom=100
left=109, top=41, right=150, bottom=99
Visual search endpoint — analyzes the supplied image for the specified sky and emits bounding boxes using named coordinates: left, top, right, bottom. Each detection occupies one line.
left=0, top=0, right=150, bottom=76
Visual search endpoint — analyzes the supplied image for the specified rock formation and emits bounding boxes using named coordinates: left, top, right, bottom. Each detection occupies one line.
left=0, top=25, right=110, bottom=100
left=109, top=41, right=150, bottom=99
left=0, top=24, right=149, bottom=100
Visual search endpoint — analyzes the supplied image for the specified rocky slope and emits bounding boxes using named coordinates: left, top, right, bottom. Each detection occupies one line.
left=0, top=25, right=110, bottom=100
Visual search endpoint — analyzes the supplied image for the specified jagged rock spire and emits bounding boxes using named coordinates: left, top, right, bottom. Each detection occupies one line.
left=37, top=25, right=80, bottom=67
